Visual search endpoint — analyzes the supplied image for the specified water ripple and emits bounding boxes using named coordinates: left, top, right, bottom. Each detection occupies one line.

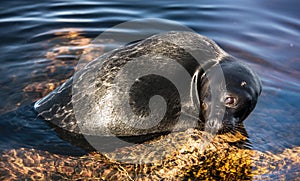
left=0, top=0, right=299, bottom=161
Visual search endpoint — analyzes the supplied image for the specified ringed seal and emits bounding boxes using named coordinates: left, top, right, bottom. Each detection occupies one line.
left=34, top=31, right=262, bottom=138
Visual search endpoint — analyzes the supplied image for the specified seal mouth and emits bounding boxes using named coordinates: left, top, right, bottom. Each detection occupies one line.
left=203, top=115, right=241, bottom=135
left=216, top=117, right=244, bottom=135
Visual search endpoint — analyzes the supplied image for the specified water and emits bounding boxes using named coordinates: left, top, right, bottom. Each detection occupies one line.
left=0, top=0, right=299, bottom=179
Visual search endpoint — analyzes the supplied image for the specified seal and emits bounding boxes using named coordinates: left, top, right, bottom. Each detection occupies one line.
left=34, top=31, right=262, bottom=138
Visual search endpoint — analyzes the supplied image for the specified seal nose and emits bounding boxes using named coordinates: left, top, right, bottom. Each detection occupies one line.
left=204, top=117, right=223, bottom=134
left=203, top=102, right=242, bottom=134
left=204, top=108, right=224, bottom=134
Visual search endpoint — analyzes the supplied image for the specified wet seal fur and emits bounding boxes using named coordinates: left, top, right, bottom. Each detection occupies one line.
left=34, top=31, right=262, bottom=139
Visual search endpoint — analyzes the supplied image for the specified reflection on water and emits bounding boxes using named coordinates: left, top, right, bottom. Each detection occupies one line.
left=0, top=0, right=299, bottom=179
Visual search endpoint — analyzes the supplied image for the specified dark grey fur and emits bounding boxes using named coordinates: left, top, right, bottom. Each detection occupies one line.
left=34, top=31, right=262, bottom=137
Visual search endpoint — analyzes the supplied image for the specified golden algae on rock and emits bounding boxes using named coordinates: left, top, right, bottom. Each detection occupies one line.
left=1, top=130, right=300, bottom=180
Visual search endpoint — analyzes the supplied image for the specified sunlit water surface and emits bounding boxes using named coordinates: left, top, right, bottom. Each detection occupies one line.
left=0, top=0, right=299, bottom=179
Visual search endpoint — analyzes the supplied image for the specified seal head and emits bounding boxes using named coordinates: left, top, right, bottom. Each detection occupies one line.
left=199, top=57, right=262, bottom=134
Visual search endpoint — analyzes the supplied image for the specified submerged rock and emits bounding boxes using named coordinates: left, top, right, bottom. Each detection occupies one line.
left=1, top=129, right=299, bottom=180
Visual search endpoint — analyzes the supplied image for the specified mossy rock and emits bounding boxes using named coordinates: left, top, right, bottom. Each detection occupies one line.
left=1, top=129, right=299, bottom=180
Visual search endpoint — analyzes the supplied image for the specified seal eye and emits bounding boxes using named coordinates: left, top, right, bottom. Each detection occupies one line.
left=225, top=96, right=237, bottom=107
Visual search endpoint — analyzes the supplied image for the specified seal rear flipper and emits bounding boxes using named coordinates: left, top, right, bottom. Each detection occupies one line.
left=34, top=77, right=80, bottom=134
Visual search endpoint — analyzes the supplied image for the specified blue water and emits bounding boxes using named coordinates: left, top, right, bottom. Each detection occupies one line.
left=0, top=0, right=299, bottom=178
